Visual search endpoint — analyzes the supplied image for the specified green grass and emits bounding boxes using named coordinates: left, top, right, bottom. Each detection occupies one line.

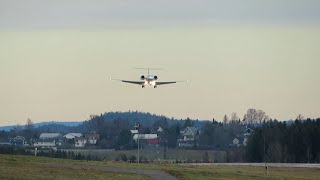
left=0, top=154, right=319, bottom=180
left=83, top=160, right=320, bottom=180
left=163, top=165, right=320, bottom=180
left=0, top=154, right=150, bottom=180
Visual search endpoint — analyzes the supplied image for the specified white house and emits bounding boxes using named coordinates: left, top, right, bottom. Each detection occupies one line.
left=133, top=134, right=158, bottom=141
left=85, top=132, right=100, bottom=145
left=33, top=139, right=56, bottom=149
left=12, top=136, right=29, bottom=146
left=232, top=138, right=240, bottom=147
left=177, top=127, right=199, bottom=147
left=180, top=127, right=199, bottom=141
left=75, top=138, right=87, bottom=148
left=133, top=134, right=160, bottom=145
left=243, top=128, right=254, bottom=146
left=64, top=133, right=83, bottom=140
left=39, top=133, right=62, bottom=140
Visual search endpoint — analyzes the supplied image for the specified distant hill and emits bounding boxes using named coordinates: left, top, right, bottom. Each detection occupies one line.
left=90, top=111, right=206, bottom=128
left=0, top=111, right=209, bottom=132
left=0, top=121, right=82, bottom=131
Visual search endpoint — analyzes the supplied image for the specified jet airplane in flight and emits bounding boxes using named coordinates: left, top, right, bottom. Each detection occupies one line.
left=111, top=68, right=186, bottom=88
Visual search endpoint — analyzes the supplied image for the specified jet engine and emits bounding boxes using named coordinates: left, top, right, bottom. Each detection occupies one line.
left=140, top=75, right=145, bottom=80
left=154, top=76, right=158, bottom=80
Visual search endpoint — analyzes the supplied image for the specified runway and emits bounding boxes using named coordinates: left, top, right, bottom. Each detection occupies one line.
left=186, top=163, right=320, bottom=169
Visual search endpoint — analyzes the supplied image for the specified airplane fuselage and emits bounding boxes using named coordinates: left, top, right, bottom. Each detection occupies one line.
left=142, top=75, right=157, bottom=88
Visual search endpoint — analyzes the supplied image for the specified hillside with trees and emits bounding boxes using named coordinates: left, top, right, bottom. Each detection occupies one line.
left=0, top=110, right=320, bottom=163
left=246, top=118, right=320, bottom=163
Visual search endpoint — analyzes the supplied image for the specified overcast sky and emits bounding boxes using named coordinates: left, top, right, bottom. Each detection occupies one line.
left=0, top=0, right=320, bottom=125
left=1, top=0, right=320, bottom=29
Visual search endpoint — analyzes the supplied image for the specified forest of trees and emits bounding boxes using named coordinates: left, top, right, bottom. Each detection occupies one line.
left=246, top=118, right=320, bottom=163
left=1, top=110, right=320, bottom=163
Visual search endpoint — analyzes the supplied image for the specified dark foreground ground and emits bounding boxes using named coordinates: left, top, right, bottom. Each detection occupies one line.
left=1, top=154, right=320, bottom=180
left=46, top=163, right=177, bottom=180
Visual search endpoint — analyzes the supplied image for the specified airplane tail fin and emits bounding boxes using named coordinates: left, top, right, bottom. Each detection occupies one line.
left=132, top=67, right=164, bottom=75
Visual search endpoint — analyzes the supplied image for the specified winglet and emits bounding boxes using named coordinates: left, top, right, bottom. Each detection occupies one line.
left=110, top=78, right=122, bottom=82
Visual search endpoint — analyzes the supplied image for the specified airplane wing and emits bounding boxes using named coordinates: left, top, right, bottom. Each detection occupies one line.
left=156, top=80, right=188, bottom=85
left=111, top=78, right=144, bottom=85
left=156, top=81, right=178, bottom=85
left=122, top=80, right=144, bottom=85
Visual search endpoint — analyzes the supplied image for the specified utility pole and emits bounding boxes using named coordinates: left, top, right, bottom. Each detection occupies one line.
left=264, top=126, right=268, bottom=178
left=163, top=141, right=166, bottom=160
left=138, top=131, right=140, bottom=165
left=134, top=122, right=141, bottom=180
left=134, top=123, right=141, bottom=165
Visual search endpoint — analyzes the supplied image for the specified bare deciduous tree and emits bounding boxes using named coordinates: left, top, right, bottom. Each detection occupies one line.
left=223, top=114, right=229, bottom=124
left=296, top=114, right=304, bottom=121
left=230, top=112, right=239, bottom=123
left=243, top=109, right=270, bottom=125
left=26, top=118, right=34, bottom=130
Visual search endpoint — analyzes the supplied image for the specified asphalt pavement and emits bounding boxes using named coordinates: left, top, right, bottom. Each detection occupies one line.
left=44, top=163, right=178, bottom=180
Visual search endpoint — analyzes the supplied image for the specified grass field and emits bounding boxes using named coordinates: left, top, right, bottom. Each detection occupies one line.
left=92, top=161, right=320, bottom=180
left=0, top=154, right=150, bottom=180
left=0, top=154, right=319, bottom=180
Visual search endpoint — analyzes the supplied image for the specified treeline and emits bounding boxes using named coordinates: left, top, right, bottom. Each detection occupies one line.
left=0, top=111, right=206, bottom=150
left=36, top=150, right=100, bottom=161
left=0, top=146, right=100, bottom=161
left=199, top=120, right=245, bottom=149
left=1, top=111, right=205, bottom=136
left=87, top=115, right=198, bottom=149
left=0, top=111, right=247, bottom=150
left=88, top=115, right=245, bottom=150
left=2, top=111, right=320, bottom=164
left=246, top=118, right=320, bottom=163
left=75, top=111, right=205, bottom=134
left=0, top=146, right=32, bottom=156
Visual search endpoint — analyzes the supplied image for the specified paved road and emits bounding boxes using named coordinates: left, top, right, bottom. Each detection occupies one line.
left=185, top=163, right=320, bottom=169
left=44, top=163, right=178, bottom=180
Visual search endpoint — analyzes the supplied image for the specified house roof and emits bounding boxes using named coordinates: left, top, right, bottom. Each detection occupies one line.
left=181, top=127, right=198, bottom=136
left=39, top=133, right=62, bottom=139
left=244, top=128, right=254, bottom=135
left=86, top=133, right=100, bottom=139
left=34, top=139, right=55, bottom=143
left=64, top=133, right=82, bottom=138
left=133, top=134, right=157, bottom=140
left=157, top=127, right=163, bottom=132
left=14, top=136, right=25, bottom=141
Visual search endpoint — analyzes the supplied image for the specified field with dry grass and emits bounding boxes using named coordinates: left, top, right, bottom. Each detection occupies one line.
left=0, top=154, right=150, bottom=180
left=0, top=154, right=319, bottom=180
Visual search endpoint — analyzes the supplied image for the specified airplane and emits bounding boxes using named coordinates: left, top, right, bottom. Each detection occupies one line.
left=111, top=68, right=186, bottom=88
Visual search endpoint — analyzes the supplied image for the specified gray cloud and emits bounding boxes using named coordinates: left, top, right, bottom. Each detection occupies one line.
left=1, top=0, right=320, bottom=29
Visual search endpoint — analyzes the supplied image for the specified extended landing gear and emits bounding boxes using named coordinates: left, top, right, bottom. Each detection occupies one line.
left=142, top=85, right=145, bottom=88
left=154, top=86, right=157, bottom=88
